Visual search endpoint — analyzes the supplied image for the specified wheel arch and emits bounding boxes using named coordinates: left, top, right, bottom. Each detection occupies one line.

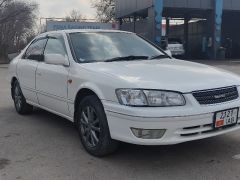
left=74, top=87, right=103, bottom=123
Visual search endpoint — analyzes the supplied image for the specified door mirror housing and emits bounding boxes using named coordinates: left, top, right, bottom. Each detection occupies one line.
left=164, top=49, right=172, bottom=57
left=44, top=54, right=69, bottom=66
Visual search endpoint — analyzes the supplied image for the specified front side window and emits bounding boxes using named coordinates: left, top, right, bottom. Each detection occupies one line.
left=24, top=38, right=47, bottom=59
left=69, top=32, right=166, bottom=63
left=44, top=36, right=67, bottom=56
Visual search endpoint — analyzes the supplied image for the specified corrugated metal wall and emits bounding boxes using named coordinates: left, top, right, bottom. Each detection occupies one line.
left=163, top=0, right=212, bottom=9
left=116, top=0, right=240, bottom=18
left=116, top=0, right=153, bottom=18
left=223, top=0, right=240, bottom=10
left=120, top=19, right=154, bottom=40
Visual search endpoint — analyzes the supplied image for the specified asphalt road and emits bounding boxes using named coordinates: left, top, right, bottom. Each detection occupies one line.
left=0, top=62, right=240, bottom=180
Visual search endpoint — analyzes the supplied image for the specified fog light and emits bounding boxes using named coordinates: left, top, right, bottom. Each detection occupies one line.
left=131, top=128, right=166, bottom=139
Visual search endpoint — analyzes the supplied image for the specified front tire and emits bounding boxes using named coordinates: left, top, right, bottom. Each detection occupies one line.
left=76, top=95, right=119, bottom=157
left=13, top=81, right=33, bottom=114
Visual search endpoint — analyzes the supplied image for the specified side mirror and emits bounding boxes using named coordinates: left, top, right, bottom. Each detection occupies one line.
left=164, top=49, right=172, bottom=57
left=45, top=54, right=69, bottom=66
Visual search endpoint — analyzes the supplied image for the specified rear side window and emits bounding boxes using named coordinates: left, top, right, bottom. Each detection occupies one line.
left=23, top=38, right=47, bottom=59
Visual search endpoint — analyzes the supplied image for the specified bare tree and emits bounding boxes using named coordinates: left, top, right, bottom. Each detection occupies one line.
left=0, top=0, right=38, bottom=61
left=0, top=0, right=35, bottom=24
left=91, top=0, right=115, bottom=23
left=0, top=0, right=9, bottom=8
left=65, top=9, right=85, bottom=22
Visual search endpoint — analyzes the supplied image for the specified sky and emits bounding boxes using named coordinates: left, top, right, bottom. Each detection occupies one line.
left=36, top=0, right=96, bottom=19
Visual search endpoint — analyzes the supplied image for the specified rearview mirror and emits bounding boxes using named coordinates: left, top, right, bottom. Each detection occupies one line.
left=45, top=54, right=69, bottom=66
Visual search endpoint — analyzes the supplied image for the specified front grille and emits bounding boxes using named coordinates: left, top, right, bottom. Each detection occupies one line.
left=192, top=86, right=239, bottom=105
left=178, top=122, right=240, bottom=137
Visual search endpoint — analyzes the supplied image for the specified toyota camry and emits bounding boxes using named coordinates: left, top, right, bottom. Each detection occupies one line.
left=8, top=30, right=240, bottom=156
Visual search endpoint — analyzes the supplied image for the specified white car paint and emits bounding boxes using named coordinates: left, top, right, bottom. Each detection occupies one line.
left=8, top=30, right=240, bottom=145
left=16, top=58, right=39, bottom=104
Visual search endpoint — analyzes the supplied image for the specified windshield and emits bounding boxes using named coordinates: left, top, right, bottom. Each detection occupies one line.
left=69, top=32, right=166, bottom=63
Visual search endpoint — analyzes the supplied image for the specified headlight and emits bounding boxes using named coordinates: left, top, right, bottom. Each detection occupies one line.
left=116, top=89, right=185, bottom=107
left=116, top=89, right=148, bottom=106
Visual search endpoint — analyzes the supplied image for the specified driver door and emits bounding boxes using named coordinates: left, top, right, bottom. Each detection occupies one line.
left=36, top=34, right=70, bottom=116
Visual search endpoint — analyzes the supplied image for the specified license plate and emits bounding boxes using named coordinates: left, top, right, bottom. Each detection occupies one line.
left=214, top=108, right=239, bottom=128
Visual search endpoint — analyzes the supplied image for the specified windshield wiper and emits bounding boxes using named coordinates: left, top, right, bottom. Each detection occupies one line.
left=105, top=55, right=149, bottom=62
left=150, top=54, right=170, bottom=60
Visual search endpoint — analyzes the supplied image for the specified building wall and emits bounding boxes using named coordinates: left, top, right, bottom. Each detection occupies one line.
left=119, top=7, right=156, bottom=41
left=222, top=13, right=240, bottom=58
left=116, top=0, right=240, bottom=18
left=116, top=0, right=212, bottom=18
left=116, top=0, right=153, bottom=18
left=164, top=0, right=212, bottom=9
left=169, top=21, right=207, bottom=59
left=169, top=18, right=240, bottom=59
left=120, top=18, right=154, bottom=41
left=223, top=0, right=240, bottom=10
left=116, top=0, right=240, bottom=59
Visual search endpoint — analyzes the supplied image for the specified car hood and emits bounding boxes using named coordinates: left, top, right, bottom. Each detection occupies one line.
left=81, top=59, right=240, bottom=93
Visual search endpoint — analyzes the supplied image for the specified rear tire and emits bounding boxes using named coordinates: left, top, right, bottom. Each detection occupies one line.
left=13, top=81, right=33, bottom=115
left=76, top=95, right=119, bottom=157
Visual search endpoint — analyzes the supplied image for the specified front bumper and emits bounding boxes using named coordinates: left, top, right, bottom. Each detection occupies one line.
left=102, top=98, right=240, bottom=145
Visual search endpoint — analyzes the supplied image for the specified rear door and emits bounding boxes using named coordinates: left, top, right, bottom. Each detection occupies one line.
left=17, top=38, right=47, bottom=104
left=36, top=34, right=70, bottom=116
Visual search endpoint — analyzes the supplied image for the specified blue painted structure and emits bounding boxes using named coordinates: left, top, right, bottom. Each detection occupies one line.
left=154, top=0, right=163, bottom=45
left=152, top=0, right=223, bottom=58
left=214, top=0, right=223, bottom=58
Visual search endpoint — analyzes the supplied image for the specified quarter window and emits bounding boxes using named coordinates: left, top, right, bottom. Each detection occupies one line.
left=24, top=38, right=47, bottom=59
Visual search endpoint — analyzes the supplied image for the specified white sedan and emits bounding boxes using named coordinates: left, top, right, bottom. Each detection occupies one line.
left=168, top=39, right=185, bottom=57
left=8, top=30, right=240, bottom=156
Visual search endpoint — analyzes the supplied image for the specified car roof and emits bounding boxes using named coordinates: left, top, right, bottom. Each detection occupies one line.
left=63, top=29, right=132, bottom=34
left=38, top=29, right=133, bottom=38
